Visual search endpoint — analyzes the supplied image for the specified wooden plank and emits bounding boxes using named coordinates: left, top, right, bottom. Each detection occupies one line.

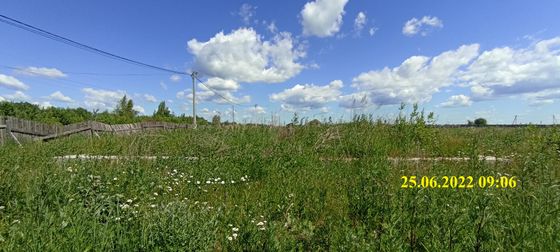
left=38, top=127, right=92, bottom=141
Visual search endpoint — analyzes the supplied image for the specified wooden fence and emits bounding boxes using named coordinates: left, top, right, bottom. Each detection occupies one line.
left=0, top=116, right=192, bottom=146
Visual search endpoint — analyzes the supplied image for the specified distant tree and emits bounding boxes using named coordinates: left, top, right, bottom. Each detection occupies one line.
left=212, top=114, right=221, bottom=126
left=154, top=101, right=171, bottom=118
left=114, top=95, right=138, bottom=121
left=307, top=119, right=321, bottom=126
left=474, top=118, right=487, bottom=126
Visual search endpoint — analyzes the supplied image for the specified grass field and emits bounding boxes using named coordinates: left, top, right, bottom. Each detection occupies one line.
left=0, top=110, right=559, bottom=251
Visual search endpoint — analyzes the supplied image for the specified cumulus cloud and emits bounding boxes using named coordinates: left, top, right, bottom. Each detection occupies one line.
left=523, top=88, right=560, bottom=106
left=352, top=44, right=479, bottom=105
left=0, top=96, right=4, bottom=102
left=176, top=84, right=250, bottom=105
left=202, top=77, right=240, bottom=91
left=3, top=91, right=30, bottom=101
left=270, top=80, right=343, bottom=111
left=402, top=16, right=443, bottom=36
left=368, top=27, right=378, bottom=37
left=133, top=105, right=145, bottom=114
left=247, top=105, right=266, bottom=114
left=82, top=87, right=126, bottom=111
left=238, top=3, right=257, bottom=24
left=169, top=74, right=182, bottom=82
left=33, top=101, right=53, bottom=109
left=0, top=74, right=29, bottom=90
left=339, top=92, right=371, bottom=109
left=301, top=0, right=349, bottom=37
left=188, top=28, right=305, bottom=83
left=353, top=12, right=367, bottom=34
left=143, top=94, right=157, bottom=103
left=439, top=94, right=472, bottom=108
left=18, top=67, right=66, bottom=78
left=267, top=21, right=277, bottom=33
left=461, top=37, right=560, bottom=105
left=48, top=91, right=74, bottom=103
left=160, top=82, right=168, bottom=90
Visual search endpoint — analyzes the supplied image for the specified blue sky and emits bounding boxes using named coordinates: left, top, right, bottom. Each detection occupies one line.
left=1, top=0, right=559, bottom=124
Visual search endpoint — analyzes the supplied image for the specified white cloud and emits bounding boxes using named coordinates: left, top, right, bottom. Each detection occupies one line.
left=202, top=77, right=240, bottom=91
left=200, top=107, right=221, bottom=117
left=461, top=37, right=560, bottom=104
left=0, top=96, right=4, bottom=102
left=523, top=88, right=560, bottom=106
left=160, top=81, right=168, bottom=90
left=301, top=0, right=349, bottom=37
left=353, top=12, right=367, bottom=34
left=402, top=16, right=443, bottom=36
left=238, top=3, right=256, bottom=24
left=18, top=67, right=66, bottom=78
left=176, top=85, right=250, bottom=105
left=169, top=74, right=182, bottom=82
left=339, top=92, right=371, bottom=109
left=33, top=101, right=53, bottom=109
left=82, top=88, right=126, bottom=111
left=439, top=94, right=472, bottom=108
left=529, top=99, right=554, bottom=106
left=48, top=91, right=74, bottom=103
left=352, top=44, right=479, bottom=105
left=368, top=27, right=378, bottom=37
left=143, top=94, right=157, bottom=103
left=270, top=80, right=343, bottom=111
left=247, top=105, right=266, bottom=114
left=267, top=21, right=277, bottom=33
left=188, top=28, right=305, bottom=83
left=0, top=74, right=29, bottom=90
left=133, top=105, right=145, bottom=114
left=3, top=91, right=30, bottom=101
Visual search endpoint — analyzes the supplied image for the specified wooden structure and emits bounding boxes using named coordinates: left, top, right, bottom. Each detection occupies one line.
left=0, top=116, right=191, bottom=146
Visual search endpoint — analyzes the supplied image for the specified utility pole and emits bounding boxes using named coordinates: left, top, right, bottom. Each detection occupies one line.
left=191, top=72, right=198, bottom=129
left=254, top=104, right=258, bottom=125
left=232, top=105, right=235, bottom=124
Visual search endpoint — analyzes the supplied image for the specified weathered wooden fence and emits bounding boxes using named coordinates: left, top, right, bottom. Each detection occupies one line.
left=0, top=116, right=192, bottom=146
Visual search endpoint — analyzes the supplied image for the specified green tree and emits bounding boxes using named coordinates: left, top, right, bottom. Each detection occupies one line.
left=474, top=118, right=487, bottom=126
left=114, top=95, right=138, bottom=121
left=212, top=114, right=221, bottom=126
left=154, top=101, right=171, bottom=118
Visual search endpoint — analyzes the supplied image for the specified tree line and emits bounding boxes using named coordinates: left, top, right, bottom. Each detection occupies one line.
left=0, top=96, right=209, bottom=125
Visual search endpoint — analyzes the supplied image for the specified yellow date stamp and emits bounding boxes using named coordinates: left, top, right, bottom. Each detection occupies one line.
left=401, top=176, right=518, bottom=189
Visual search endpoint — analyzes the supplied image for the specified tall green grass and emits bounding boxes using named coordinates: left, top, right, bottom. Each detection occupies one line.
left=0, top=109, right=559, bottom=250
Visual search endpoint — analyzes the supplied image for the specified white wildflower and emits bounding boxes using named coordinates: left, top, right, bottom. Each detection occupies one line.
left=232, top=227, right=239, bottom=232
left=227, top=236, right=233, bottom=241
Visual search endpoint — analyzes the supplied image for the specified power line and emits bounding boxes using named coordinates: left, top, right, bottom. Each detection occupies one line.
left=0, top=14, right=187, bottom=75
left=194, top=75, right=250, bottom=107
left=0, top=65, right=169, bottom=77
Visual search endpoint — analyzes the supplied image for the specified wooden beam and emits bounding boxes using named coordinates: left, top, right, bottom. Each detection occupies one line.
left=0, top=124, right=6, bottom=129
left=38, top=127, right=92, bottom=141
